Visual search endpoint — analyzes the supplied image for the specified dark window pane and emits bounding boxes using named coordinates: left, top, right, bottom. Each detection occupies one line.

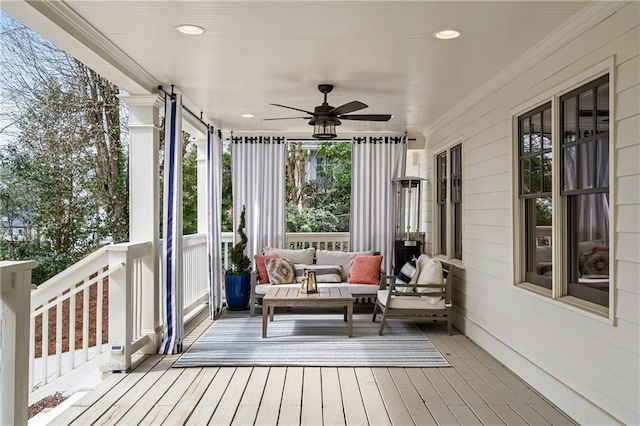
left=525, top=197, right=552, bottom=288
left=440, top=180, right=447, bottom=202
left=522, top=158, right=531, bottom=194
left=597, top=138, right=609, bottom=188
left=531, top=113, right=542, bottom=152
left=568, top=193, right=609, bottom=305
left=542, top=152, right=552, bottom=193
left=579, top=90, right=594, bottom=139
left=578, top=141, right=596, bottom=190
left=596, top=83, right=609, bottom=134
left=531, top=155, right=541, bottom=193
left=563, top=146, right=577, bottom=191
left=454, top=202, right=462, bottom=260
left=542, top=108, right=552, bottom=149
left=522, top=118, right=531, bottom=153
left=563, top=96, right=577, bottom=143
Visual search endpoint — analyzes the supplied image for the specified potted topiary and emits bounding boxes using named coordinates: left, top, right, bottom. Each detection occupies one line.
left=225, top=205, right=252, bottom=310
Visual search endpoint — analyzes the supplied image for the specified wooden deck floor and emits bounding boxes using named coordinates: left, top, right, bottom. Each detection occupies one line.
left=50, top=308, right=577, bottom=425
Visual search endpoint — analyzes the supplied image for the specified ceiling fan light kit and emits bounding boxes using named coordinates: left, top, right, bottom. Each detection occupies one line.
left=266, top=84, right=392, bottom=139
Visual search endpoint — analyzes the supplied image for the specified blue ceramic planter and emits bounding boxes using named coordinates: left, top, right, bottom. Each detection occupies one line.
left=225, top=274, right=251, bottom=311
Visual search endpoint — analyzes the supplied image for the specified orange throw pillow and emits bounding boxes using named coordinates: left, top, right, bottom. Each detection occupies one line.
left=348, top=255, right=383, bottom=284
left=254, top=254, right=277, bottom=283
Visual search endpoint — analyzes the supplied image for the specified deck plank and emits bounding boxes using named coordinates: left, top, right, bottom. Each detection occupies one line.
left=301, top=367, right=323, bottom=425
left=409, top=369, right=461, bottom=426
left=337, top=368, right=369, bottom=426
left=321, top=368, right=346, bottom=426
left=186, top=367, right=237, bottom=425
left=388, top=367, right=436, bottom=425
left=209, top=367, right=253, bottom=425
left=163, top=367, right=219, bottom=425
left=372, top=368, right=414, bottom=425
left=422, top=369, right=465, bottom=406
left=355, top=368, right=392, bottom=426
left=232, top=367, right=270, bottom=425
left=278, top=367, right=303, bottom=426
left=255, top=367, right=287, bottom=426
left=440, top=368, right=506, bottom=425
left=449, top=405, right=482, bottom=425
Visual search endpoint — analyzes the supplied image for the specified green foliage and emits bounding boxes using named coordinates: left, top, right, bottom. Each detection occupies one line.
left=221, top=146, right=233, bottom=232
left=182, top=144, right=198, bottom=235
left=227, top=205, right=250, bottom=275
left=286, top=141, right=351, bottom=232
left=286, top=204, right=339, bottom=233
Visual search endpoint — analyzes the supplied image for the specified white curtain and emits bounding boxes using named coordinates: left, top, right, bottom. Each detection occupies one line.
left=350, top=136, right=407, bottom=274
left=160, top=93, right=184, bottom=355
left=206, top=128, right=224, bottom=318
left=231, top=136, right=286, bottom=259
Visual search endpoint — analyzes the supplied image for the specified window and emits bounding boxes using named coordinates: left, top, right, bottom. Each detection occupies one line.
left=518, top=102, right=552, bottom=289
left=561, top=75, right=610, bottom=307
left=516, top=74, right=610, bottom=309
left=435, top=143, right=463, bottom=261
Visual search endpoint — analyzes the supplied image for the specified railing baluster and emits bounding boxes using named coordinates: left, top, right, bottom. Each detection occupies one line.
left=82, top=284, right=89, bottom=363
left=55, top=299, right=62, bottom=379
left=41, top=309, right=48, bottom=387
left=69, top=286, right=76, bottom=371
left=96, top=277, right=103, bottom=353
left=29, top=314, right=35, bottom=392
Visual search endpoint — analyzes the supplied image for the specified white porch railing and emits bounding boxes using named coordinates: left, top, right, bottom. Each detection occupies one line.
left=2, top=231, right=351, bottom=421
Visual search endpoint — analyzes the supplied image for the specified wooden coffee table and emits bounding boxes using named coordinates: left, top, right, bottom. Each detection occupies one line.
left=262, top=287, right=354, bottom=338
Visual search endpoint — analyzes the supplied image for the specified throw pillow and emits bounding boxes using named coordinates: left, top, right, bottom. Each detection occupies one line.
left=293, top=264, right=343, bottom=283
left=348, top=255, right=383, bottom=284
left=254, top=253, right=278, bottom=284
left=414, top=255, right=444, bottom=303
left=263, top=247, right=315, bottom=265
left=395, top=258, right=418, bottom=293
left=316, top=249, right=374, bottom=281
left=265, top=258, right=295, bottom=284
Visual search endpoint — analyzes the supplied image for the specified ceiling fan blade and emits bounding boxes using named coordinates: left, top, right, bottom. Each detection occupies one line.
left=270, top=103, right=314, bottom=115
left=339, top=114, right=392, bottom=121
left=330, top=101, right=368, bottom=116
left=263, top=116, right=311, bottom=121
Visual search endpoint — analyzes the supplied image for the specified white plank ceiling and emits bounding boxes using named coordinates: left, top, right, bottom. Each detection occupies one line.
left=2, top=1, right=590, bottom=139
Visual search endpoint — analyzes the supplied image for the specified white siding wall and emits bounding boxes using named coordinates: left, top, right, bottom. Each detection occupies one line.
left=424, top=3, right=639, bottom=424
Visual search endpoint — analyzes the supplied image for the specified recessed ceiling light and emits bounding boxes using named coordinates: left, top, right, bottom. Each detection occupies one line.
left=434, top=29, right=461, bottom=40
left=175, top=24, right=205, bottom=35
left=241, top=113, right=255, bottom=118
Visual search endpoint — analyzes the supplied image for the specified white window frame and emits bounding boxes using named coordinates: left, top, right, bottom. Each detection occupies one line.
left=511, top=58, right=616, bottom=322
left=433, top=141, right=464, bottom=265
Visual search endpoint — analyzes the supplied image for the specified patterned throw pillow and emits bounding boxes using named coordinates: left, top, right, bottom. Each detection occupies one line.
left=265, top=258, right=295, bottom=284
left=254, top=254, right=278, bottom=284
left=293, top=264, right=343, bottom=283
left=348, top=255, right=383, bottom=284
left=395, top=258, right=418, bottom=293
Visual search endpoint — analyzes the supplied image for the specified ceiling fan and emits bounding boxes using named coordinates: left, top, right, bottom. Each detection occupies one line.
left=265, top=84, right=392, bottom=139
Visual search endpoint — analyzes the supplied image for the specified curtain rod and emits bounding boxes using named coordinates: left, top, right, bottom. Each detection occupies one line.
left=157, top=85, right=211, bottom=131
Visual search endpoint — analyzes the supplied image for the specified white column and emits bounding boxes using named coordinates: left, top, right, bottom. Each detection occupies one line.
left=0, top=260, right=37, bottom=426
left=195, top=138, right=207, bottom=233
left=120, top=94, right=162, bottom=354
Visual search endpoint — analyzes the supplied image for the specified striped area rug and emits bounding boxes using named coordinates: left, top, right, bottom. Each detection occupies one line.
left=174, top=313, right=450, bottom=368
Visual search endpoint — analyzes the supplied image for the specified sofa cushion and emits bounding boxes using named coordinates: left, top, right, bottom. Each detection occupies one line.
left=254, top=253, right=278, bottom=284
left=265, top=258, right=295, bottom=284
left=254, top=282, right=379, bottom=296
left=316, top=249, right=373, bottom=281
left=293, top=264, right=343, bottom=283
left=263, top=247, right=315, bottom=265
left=348, top=255, right=383, bottom=285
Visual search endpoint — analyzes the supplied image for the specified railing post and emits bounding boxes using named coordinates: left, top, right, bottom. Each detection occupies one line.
left=106, top=247, right=133, bottom=372
left=121, top=94, right=162, bottom=354
left=0, top=260, right=37, bottom=426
